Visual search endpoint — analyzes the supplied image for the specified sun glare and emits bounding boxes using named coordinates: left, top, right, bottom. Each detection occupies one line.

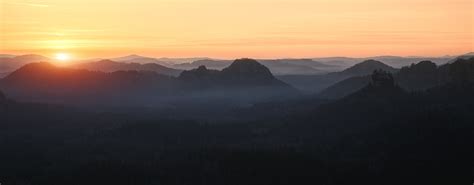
left=55, top=53, right=71, bottom=61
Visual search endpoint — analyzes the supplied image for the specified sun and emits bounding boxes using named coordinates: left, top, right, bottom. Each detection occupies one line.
left=55, top=53, right=71, bottom=61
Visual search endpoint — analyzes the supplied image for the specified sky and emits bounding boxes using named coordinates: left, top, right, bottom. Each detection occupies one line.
left=1, top=0, right=473, bottom=59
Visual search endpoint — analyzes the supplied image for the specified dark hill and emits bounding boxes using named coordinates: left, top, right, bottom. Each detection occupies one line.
left=0, top=62, right=176, bottom=105
left=1, top=59, right=299, bottom=107
left=221, top=58, right=280, bottom=85
left=174, top=58, right=335, bottom=75
left=179, top=58, right=291, bottom=88
left=396, top=60, right=442, bottom=90
left=448, top=52, right=474, bottom=62
left=319, top=57, right=474, bottom=99
left=177, top=59, right=298, bottom=102
left=345, top=70, right=404, bottom=99
left=448, top=57, right=474, bottom=84
left=278, top=60, right=397, bottom=93
left=339, top=59, right=397, bottom=76
left=0, top=54, right=50, bottom=74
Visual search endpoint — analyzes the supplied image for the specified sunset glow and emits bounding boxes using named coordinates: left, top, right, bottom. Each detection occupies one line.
left=1, top=0, right=473, bottom=59
left=55, top=53, right=71, bottom=61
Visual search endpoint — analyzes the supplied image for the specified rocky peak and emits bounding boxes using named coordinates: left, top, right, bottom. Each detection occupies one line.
left=178, top=58, right=291, bottom=88
left=344, top=70, right=404, bottom=100
left=449, top=57, right=474, bottom=84
left=178, top=65, right=219, bottom=81
left=354, top=60, right=387, bottom=68
left=341, top=59, right=397, bottom=76
left=370, top=70, right=395, bottom=88
left=221, top=58, right=274, bottom=80
left=399, top=60, right=437, bottom=75
left=416, top=60, right=437, bottom=68
left=196, top=65, right=208, bottom=71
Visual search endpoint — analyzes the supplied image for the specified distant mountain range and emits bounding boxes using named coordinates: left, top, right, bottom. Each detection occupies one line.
left=447, top=52, right=474, bottom=62
left=319, top=57, right=474, bottom=99
left=73, top=59, right=182, bottom=77
left=335, top=59, right=398, bottom=76
left=0, top=54, right=51, bottom=76
left=0, top=54, right=16, bottom=58
left=173, top=59, right=339, bottom=75
left=0, top=62, right=177, bottom=105
left=0, top=54, right=338, bottom=77
left=111, top=54, right=175, bottom=66
left=178, top=58, right=293, bottom=89
left=2, top=53, right=470, bottom=77
left=312, top=55, right=454, bottom=69
left=0, top=59, right=296, bottom=106
left=1, top=52, right=471, bottom=95
left=1, top=53, right=472, bottom=185
left=278, top=53, right=472, bottom=93
left=278, top=59, right=398, bottom=93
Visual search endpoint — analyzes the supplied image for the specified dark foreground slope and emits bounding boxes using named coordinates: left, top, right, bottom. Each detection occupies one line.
left=0, top=65, right=472, bottom=185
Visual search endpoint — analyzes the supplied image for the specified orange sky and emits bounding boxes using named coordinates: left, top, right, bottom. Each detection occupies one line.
left=1, top=0, right=473, bottom=59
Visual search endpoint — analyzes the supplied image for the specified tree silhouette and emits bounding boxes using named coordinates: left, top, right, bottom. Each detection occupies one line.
left=370, top=69, right=395, bottom=88
left=449, top=57, right=474, bottom=84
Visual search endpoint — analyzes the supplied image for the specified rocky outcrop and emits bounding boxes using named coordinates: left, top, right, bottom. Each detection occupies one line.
left=370, top=69, right=395, bottom=88
left=449, top=57, right=474, bottom=84
left=339, top=60, right=397, bottom=77
left=178, top=58, right=291, bottom=88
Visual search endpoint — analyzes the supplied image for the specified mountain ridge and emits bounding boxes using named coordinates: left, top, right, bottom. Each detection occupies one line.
left=74, top=59, right=182, bottom=76
left=0, top=59, right=298, bottom=106
left=319, top=57, right=474, bottom=99
left=179, top=58, right=293, bottom=89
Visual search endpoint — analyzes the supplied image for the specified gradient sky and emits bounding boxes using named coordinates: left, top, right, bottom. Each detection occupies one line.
left=1, top=0, right=473, bottom=59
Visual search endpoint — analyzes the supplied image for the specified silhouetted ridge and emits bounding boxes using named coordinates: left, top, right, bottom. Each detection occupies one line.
left=178, top=65, right=220, bottom=83
left=449, top=57, right=474, bottom=84
left=342, top=70, right=404, bottom=102
left=320, top=60, right=452, bottom=99
left=370, top=69, right=395, bottom=87
left=176, top=58, right=298, bottom=100
left=0, top=54, right=52, bottom=76
left=449, top=52, right=474, bottom=62
left=4, top=62, right=57, bottom=82
left=11, top=54, right=50, bottom=63
left=220, top=58, right=276, bottom=84
left=399, top=60, right=437, bottom=75
left=179, top=58, right=290, bottom=87
left=75, top=59, right=182, bottom=76
left=223, top=58, right=272, bottom=76
left=14, top=62, right=56, bottom=72
left=0, top=62, right=176, bottom=105
left=96, top=59, right=117, bottom=65
left=340, top=59, right=397, bottom=76
left=410, top=60, right=436, bottom=70
left=197, top=65, right=207, bottom=71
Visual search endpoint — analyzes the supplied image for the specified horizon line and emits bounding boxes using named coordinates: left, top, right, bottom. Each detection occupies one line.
left=1, top=52, right=472, bottom=61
